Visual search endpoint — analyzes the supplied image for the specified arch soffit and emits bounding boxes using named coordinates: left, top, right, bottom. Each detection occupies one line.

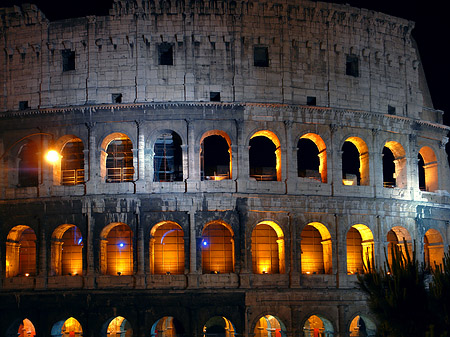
left=51, top=316, right=83, bottom=335
left=424, top=228, right=444, bottom=244
left=150, top=220, right=184, bottom=237
left=418, top=145, right=437, bottom=164
left=298, top=132, right=327, bottom=153
left=349, top=224, right=374, bottom=242
left=101, top=316, right=134, bottom=335
left=54, top=135, right=84, bottom=153
left=383, top=140, right=406, bottom=158
left=303, top=222, right=332, bottom=241
left=347, top=314, right=377, bottom=332
left=202, top=220, right=234, bottom=236
left=100, top=222, right=133, bottom=239
left=6, top=225, right=37, bottom=242
left=250, top=313, right=288, bottom=332
left=52, top=224, right=82, bottom=240
left=252, top=220, right=285, bottom=239
left=146, top=129, right=186, bottom=149
left=301, top=313, right=335, bottom=333
left=99, top=132, right=135, bottom=151
left=342, top=136, right=369, bottom=155
left=6, top=318, right=37, bottom=336
left=387, top=225, right=412, bottom=242
left=247, top=129, right=281, bottom=148
left=199, top=129, right=233, bottom=147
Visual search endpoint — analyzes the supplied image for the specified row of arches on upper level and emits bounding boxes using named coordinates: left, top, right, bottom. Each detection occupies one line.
left=8, top=313, right=376, bottom=337
left=4, top=221, right=445, bottom=278
left=5, top=129, right=441, bottom=192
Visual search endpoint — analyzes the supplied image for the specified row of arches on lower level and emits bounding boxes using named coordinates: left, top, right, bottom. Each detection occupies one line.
left=8, top=130, right=440, bottom=192
left=4, top=220, right=445, bottom=278
left=8, top=314, right=376, bottom=337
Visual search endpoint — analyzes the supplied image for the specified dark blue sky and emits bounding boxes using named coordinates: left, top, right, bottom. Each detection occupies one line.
left=1, top=0, right=448, bottom=126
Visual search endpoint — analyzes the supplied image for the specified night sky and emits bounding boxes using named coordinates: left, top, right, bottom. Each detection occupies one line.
left=1, top=0, right=449, bottom=127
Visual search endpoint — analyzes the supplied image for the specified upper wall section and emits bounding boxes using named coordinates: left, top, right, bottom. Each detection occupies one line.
left=0, top=0, right=438, bottom=122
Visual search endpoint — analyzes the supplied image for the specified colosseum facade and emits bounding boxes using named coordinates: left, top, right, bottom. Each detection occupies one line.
left=0, top=0, right=449, bottom=336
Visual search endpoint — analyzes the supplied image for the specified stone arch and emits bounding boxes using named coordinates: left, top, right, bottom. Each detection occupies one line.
left=346, top=224, right=374, bottom=274
left=150, top=316, right=185, bottom=337
left=424, top=228, right=444, bottom=270
left=17, top=140, right=39, bottom=187
left=51, top=317, right=83, bottom=337
left=301, top=222, right=332, bottom=274
left=100, top=132, right=134, bottom=183
left=253, top=315, right=287, bottom=337
left=6, top=318, right=36, bottom=337
left=153, top=130, right=183, bottom=182
left=348, top=314, right=377, bottom=336
left=101, top=316, right=133, bottom=337
left=201, top=221, right=235, bottom=274
left=418, top=146, right=438, bottom=192
left=6, top=225, right=37, bottom=278
left=342, top=137, right=369, bottom=186
left=382, top=141, right=407, bottom=189
left=303, top=314, right=334, bottom=337
left=251, top=221, right=285, bottom=274
left=386, top=226, right=412, bottom=267
left=51, top=224, right=83, bottom=276
left=100, top=223, right=134, bottom=275
left=150, top=221, right=185, bottom=275
left=297, top=133, right=327, bottom=183
left=200, top=130, right=232, bottom=181
left=249, top=130, right=281, bottom=181
left=203, top=316, right=236, bottom=337
left=52, top=135, right=85, bottom=186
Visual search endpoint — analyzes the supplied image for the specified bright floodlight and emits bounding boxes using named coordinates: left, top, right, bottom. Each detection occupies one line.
left=45, top=150, right=59, bottom=163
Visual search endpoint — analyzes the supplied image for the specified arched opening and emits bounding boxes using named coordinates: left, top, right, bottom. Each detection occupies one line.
left=418, top=146, right=438, bottom=192
left=201, top=222, right=234, bottom=274
left=424, top=229, right=444, bottom=270
left=342, top=138, right=369, bottom=186
left=297, top=133, right=327, bottom=183
left=6, top=225, right=37, bottom=278
left=51, top=225, right=83, bottom=276
left=150, top=222, right=185, bottom=275
left=100, top=223, right=133, bottom=276
left=346, top=225, right=374, bottom=274
left=151, top=316, right=184, bottom=337
left=18, top=141, right=39, bottom=187
left=382, top=142, right=406, bottom=189
left=249, top=131, right=281, bottom=181
left=349, top=315, right=376, bottom=336
left=203, top=316, right=235, bottom=337
left=301, top=223, right=332, bottom=275
left=303, top=315, right=334, bottom=337
left=153, top=132, right=183, bottom=182
left=251, top=222, right=285, bottom=274
left=201, top=134, right=231, bottom=181
left=61, top=138, right=85, bottom=185
left=51, top=317, right=83, bottom=337
left=103, top=316, right=133, bottom=337
left=103, top=134, right=134, bottom=183
left=7, top=318, right=36, bottom=337
left=254, top=315, right=286, bottom=337
left=386, top=226, right=412, bottom=267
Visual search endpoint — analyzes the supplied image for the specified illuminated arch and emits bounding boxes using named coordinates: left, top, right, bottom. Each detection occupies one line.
left=150, top=221, right=185, bottom=275
left=203, top=316, right=236, bottom=337
left=342, top=137, right=369, bottom=186
left=101, top=133, right=134, bottom=183
left=301, top=222, right=332, bottom=274
left=18, top=140, right=39, bottom=187
left=251, top=221, right=285, bottom=274
left=249, top=130, right=281, bottom=181
left=303, top=315, right=334, bottom=337
left=6, top=318, right=36, bottom=337
left=51, top=317, right=83, bottom=337
left=346, top=224, right=374, bottom=274
left=153, top=131, right=183, bottom=182
left=200, top=130, right=232, bottom=181
left=418, top=146, right=438, bottom=192
left=100, top=223, right=134, bottom=275
left=298, top=133, right=327, bottom=183
left=349, top=315, right=377, bottom=336
left=201, top=221, right=235, bottom=274
left=102, top=316, right=133, bottom=337
left=254, top=315, right=286, bottom=337
left=151, top=316, right=184, bottom=337
left=383, top=141, right=407, bottom=188
left=386, top=226, right=412, bottom=267
left=424, top=228, right=444, bottom=270
left=6, top=225, right=37, bottom=278
left=51, top=224, right=83, bottom=276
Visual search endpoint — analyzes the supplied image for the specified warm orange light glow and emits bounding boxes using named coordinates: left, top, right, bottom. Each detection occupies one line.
left=18, top=319, right=36, bottom=337
left=46, top=150, right=60, bottom=163
left=342, top=178, right=355, bottom=186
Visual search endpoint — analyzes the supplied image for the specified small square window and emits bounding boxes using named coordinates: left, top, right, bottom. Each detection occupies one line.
left=112, top=93, right=123, bottom=103
left=254, top=46, right=269, bottom=67
left=19, top=101, right=29, bottom=110
left=158, top=43, right=174, bottom=65
left=307, top=96, right=317, bottom=106
left=388, top=105, right=396, bottom=115
left=346, top=55, right=359, bottom=77
left=210, top=92, right=221, bottom=102
left=62, top=49, right=75, bottom=71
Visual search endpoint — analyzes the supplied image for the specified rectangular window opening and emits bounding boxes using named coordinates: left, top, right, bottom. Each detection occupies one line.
left=210, top=92, right=221, bottom=102
left=62, top=49, right=75, bottom=71
left=307, top=96, right=317, bottom=106
left=112, top=93, right=123, bottom=104
left=254, top=46, right=269, bottom=67
left=388, top=105, right=396, bottom=115
left=346, top=55, right=359, bottom=77
left=158, top=43, right=174, bottom=65
left=19, top=101, right=29, bottom=110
